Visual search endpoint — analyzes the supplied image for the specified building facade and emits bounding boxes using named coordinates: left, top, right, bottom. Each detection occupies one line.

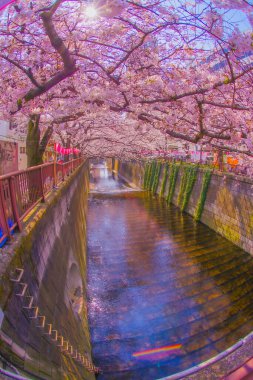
left=0, top=120, right=27, bottom=174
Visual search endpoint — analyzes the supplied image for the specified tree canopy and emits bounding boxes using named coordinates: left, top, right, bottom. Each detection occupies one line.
left=1, top=0, right=253, bottom=160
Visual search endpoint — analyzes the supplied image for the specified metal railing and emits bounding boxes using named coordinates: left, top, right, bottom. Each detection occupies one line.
left=0, top=157, right=84, bottom=247
left=0, top=368, right=33, bottom=380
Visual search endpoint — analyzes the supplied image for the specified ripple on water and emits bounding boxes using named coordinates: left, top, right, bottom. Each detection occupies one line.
left=87, top=166, right=253, bottom=380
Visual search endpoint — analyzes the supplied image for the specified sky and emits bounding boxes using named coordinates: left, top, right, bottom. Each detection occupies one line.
left=0, top=0, right=15, bottom=12
left=224, top=8, right=251, bottom=32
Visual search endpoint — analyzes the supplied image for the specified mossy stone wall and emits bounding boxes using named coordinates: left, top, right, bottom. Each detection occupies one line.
left=117, top=161, right=253, bottom=256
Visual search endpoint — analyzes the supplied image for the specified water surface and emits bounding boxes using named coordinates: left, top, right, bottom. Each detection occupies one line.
left=87, top=165, right=253, bottom=379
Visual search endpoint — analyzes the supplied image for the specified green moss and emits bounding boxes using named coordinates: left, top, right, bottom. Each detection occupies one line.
left=182, top=167, right=197, bottom=211
left=194, top=169, right=212, bottom=221
left=177, top=166, right=188, bottom=207
left=249, top=214, right=253, bottom=230
left=159, top=163, right=169, bottom=197
left=152, top=161, right=162, bottom=194
left=143, top=162, right=151, bottom=189
left=177, top=165, right=198, bottom=211
left=147, top=161, right=156, bottom=191
left=144, top=161, right=163, bottom=194
left=166, top=163, right=180, bottom=204
left=222, top=224, right=241, bottom=244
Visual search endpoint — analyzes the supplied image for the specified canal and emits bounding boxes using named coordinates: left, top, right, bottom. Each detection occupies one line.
left=87, top=164, right=253, bottom=380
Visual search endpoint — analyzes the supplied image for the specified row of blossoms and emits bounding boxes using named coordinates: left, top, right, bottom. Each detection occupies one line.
left=0, top=0, right=253, bottom=164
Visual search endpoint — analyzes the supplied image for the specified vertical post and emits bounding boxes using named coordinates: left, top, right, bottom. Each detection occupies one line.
left=218, top=149, right=223, bottom=171
left=53, top=153, right=57, bottom=187
left=199, top=145, right=202, bottom=164
left=9, top=176, right=22, bottom=232
left=0, top=180, right=11, bottom=238
left=40, top=167, right=45, bottom=202
left=62, top=162, right=65, bottom=182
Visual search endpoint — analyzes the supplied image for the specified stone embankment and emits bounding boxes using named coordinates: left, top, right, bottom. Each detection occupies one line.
left=0, top=161, right=95, bottom=380
left=116, top=160, right=253, bottom=256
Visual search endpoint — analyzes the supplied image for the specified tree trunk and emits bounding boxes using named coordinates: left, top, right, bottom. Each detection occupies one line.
left=25, top=114, right=53, bottom=205
left=26, top=114, right=53, bottom=167
left=26, top=114, right=41, bottom=167
left=217, top=149, right=223, bottom=171
left=64, top=137, right=71, bottom=162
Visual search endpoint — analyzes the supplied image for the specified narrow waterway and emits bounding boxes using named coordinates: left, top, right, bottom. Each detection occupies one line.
left=87, top=164, right=253, bottom=380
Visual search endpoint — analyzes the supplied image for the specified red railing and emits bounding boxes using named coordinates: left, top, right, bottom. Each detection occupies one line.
left=0, top=157, right=84, bottom=247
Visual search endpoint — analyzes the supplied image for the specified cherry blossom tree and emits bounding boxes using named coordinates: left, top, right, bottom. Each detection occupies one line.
left=26, top=113, right=53, bottom=166
left=0, top=0, right=253, bottom=161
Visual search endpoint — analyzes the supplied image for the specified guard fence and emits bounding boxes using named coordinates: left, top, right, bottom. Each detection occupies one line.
left=0, top=157, right=84, bottom=247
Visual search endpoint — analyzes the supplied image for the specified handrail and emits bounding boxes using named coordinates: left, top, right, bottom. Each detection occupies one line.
left=0, top=162, right=53, bottom=180
left=156, top=330, right=253, bottom=380
left=0, top=368, right=32, bottom=380
left=0, top=157, right=84, bottom=247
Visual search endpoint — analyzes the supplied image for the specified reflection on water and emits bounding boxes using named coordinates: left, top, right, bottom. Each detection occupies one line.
left=90, top=164, right=131, bottom=193
left=87, top=165, right=253, bottom=380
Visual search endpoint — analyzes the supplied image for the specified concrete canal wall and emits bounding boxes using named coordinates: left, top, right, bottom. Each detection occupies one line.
left=0, top=162, right=95, bottom=380
left=116, top=160, right=253, bottom=256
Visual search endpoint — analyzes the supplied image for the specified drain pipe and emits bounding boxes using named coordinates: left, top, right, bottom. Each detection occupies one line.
left=0, top=368, right=32, bottom=380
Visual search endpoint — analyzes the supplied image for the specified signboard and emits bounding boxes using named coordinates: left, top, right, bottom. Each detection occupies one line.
left=0, top=140, right=18, bottom=175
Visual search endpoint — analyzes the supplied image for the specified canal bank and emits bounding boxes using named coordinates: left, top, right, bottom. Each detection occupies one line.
left=0, top=161, right=96, bottom=380
left=116, top=160, right=253, bottom=256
